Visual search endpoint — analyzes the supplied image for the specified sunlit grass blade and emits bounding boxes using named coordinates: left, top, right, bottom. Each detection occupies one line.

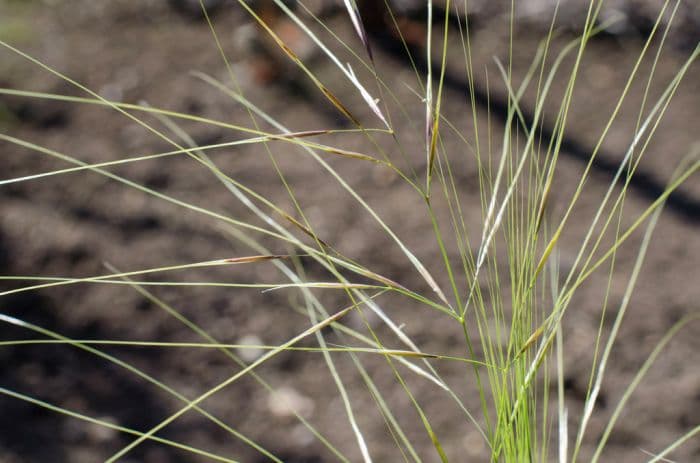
left=646, top=425, right=700, bottom=463
left=590, top=314, right=700, bottom=462
left=194, top=71, right=453, bottom=310
left=108, top=264, right=352, bottom=462
left=0, top=313, right=281, bottom=461
left=103, top=298, right=366, bottom=462
left=0, top=387, right=241, bottom=463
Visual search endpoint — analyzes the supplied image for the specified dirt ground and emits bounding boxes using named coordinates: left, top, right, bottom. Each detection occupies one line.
left=1, top=1, right=699, bottom=462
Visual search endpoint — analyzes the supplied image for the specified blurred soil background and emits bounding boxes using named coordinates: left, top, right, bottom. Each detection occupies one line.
left=0, top=1, right=699, bottom=462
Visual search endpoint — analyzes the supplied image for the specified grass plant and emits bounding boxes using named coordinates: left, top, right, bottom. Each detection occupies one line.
left=0, top=0, right=698, bottom=461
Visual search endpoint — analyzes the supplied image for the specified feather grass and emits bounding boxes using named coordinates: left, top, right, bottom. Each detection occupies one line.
left=0, top=0, right=698, bottom=461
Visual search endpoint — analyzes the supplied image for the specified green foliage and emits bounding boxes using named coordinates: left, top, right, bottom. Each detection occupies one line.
left=0, top=0, right=698, bottom=461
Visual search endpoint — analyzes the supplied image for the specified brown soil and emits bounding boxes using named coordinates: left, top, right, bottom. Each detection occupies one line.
left=1, top=2, right=698, bottom=462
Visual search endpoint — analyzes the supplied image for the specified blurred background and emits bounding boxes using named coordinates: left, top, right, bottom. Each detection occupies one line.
left=1, top=1, right=699, bottom=462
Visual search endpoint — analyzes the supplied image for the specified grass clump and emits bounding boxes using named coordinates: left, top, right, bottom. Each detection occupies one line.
left=0, top=0, right=698, bottom=461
